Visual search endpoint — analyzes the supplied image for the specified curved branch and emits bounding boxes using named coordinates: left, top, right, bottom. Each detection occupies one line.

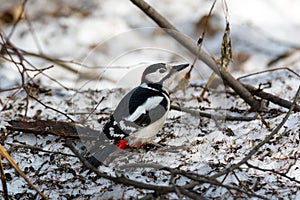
left=65, top=140, right=175, bottom=193
left=211, top=85, right=300, bottom=179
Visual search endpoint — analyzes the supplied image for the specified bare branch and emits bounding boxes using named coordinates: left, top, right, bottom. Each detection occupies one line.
left=211, top=85, right=300, bottom=179
left=130, top=0, right=262, bottom=111
left=246, top=162, right=300, bottom=184
left=0, top=155, right=9, bottom=200
left=28, top=94, right=75, bottom=122
left=243, top=84, right=300, bottom=112
left=0, top=144, right=48, bottom=199
left=171, top=105, right=258, bottom=121
left=65, top=140, right=175, bottom=193
left=237, top=67, right=300, bottom=80
left=7, top=0, right=28, bottom=39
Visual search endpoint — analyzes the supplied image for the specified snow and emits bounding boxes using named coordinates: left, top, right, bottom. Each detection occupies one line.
left=0, top=0, right=300, bottom=199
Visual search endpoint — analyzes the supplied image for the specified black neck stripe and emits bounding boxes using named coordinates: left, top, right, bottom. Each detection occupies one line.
left=146, top=83, right=169, bottom=97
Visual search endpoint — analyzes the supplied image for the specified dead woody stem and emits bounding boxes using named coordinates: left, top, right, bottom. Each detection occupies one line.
left=131, top=0, right=262, bottom=111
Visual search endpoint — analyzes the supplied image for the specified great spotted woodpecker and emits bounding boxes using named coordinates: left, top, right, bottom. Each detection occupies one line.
left=83, top=63, right=189, bottom=170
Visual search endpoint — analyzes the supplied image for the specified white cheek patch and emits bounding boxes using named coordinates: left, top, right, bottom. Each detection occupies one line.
left=144, top=72, right=162, bottom=83
left=144, top=70, right=169, bottom=83
left=126, top=96, right=164, bottom=122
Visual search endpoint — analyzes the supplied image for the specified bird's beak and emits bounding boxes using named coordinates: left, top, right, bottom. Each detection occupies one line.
left=172, top=64, right=189, bottom=72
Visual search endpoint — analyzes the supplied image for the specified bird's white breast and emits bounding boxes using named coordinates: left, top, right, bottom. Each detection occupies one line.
left=126, top=111, right=168, bottom=146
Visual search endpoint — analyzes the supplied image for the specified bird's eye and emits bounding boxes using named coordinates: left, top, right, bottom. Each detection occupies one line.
left=159, top=69, right=166, bottom=73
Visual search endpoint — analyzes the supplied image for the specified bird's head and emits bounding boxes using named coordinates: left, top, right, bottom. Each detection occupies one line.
left=141, top=63, right=189, bottom=90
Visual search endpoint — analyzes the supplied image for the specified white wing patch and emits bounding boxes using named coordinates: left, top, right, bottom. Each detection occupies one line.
left=119, top=120, right=136, bottom=132
left=109, top=127, right=126, bottom=138
left=126, top=96, right=164, bottom=122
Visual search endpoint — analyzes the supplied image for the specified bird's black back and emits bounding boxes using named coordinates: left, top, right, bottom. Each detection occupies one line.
left=103, top=84, right=169, bottom=142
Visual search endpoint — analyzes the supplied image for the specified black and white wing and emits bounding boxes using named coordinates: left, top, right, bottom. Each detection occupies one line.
left=103, top=85, right=169, bottom=141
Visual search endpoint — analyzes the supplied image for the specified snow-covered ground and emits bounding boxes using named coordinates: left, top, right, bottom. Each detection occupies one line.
left=0, top=0, right=299, bottom=199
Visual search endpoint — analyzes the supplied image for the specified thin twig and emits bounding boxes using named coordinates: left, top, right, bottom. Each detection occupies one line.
left=237, top=67, right=300, bottom=80
left=191, top=0, right=217, bottom=66
left=21, top=50, right=129, bottom=69
left=21, top=51, right=79, bottom=74
left=246, top=162, right=300, bottom=184
left=0, top=155, right=9, bottom=200
left=24, top=12, right=44, bottom=53
left=0, top=144, right=48, bottom=199
left=119, top=162, right=267, bottom=199
left=20, top=50, right=115, bottom=82
left=28, top=94, right=75, bottom=122
left=171, top=105, right=258, bottom=121
left=7, top=0, right=28, bottom=39
left=6, top=143, right=76, bottom=157
left=211, top=85, right=300, bottom=179
left=65, top=140, right=174, bottom=192
left=182, top=172, right=267, bottom=200
left=81, top=96, right=105, bottom=123
left=66, top=140, right=208, bottom=199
